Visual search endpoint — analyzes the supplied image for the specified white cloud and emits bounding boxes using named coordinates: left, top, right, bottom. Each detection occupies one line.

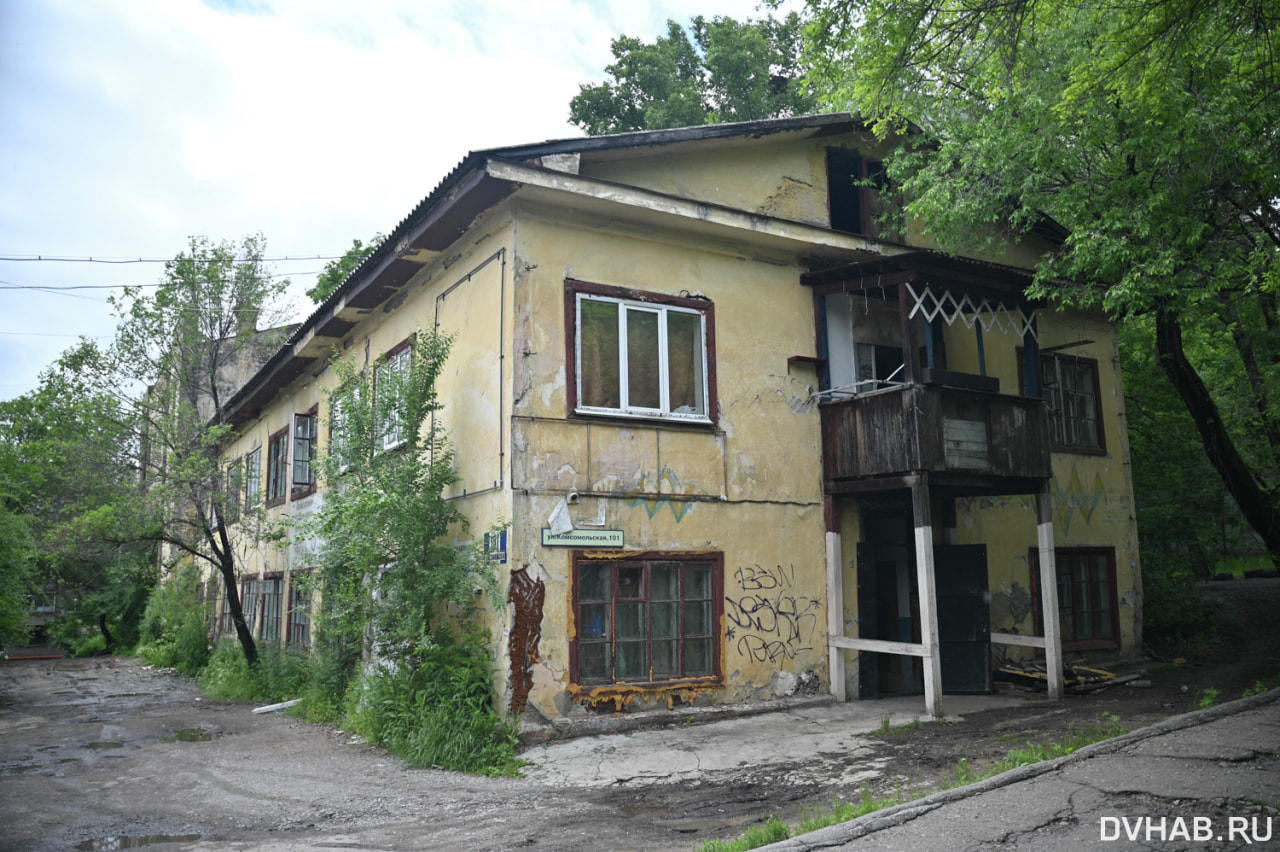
left=0, top=0, right=793, bottom=399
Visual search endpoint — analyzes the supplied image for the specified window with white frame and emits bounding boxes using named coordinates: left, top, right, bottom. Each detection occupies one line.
left=375, top=341, right=413, bottom=450
left=570, top=282, right=714, bottom=422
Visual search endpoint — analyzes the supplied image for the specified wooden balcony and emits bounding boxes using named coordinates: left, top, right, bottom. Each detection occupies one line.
left=820, top=383, right=1051, bottom=495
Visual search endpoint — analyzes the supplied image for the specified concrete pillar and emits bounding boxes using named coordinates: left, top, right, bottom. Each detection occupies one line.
left=1036, top=484, right=1064, bottom=700
left=912, top=478, right=944, bottom=719
left=826, top=531, right=846, bottom=702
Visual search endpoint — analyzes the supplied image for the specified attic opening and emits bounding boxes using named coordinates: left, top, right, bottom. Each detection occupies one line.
left=826, top=149, right=890, bottom=238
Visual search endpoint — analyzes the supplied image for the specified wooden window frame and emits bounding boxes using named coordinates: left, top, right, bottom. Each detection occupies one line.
left=564, top=280, right=718, bottom=427
left=1020, top=351, right=1106, bottom=455
left=1030, top=546, right=1121, bottom=651
left=244, top=446, right=262, bottom=511
left=569, top=550, right=724, bottom=690
left=826, top=148, right=895, bottom=239
left=265, top=427, right=289, bottom=507
left=291, top=405, right=319, bottom=500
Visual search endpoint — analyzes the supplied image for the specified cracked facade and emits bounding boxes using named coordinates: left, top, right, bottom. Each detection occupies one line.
left=211, top=115, right=1141, bottom=723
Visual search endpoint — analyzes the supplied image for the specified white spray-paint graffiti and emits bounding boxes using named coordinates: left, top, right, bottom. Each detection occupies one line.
left=725, top=564, right=822, bottom=663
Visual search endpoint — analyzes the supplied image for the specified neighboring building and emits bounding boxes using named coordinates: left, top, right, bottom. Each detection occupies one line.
left=215, top=114, right=1141, bottom=721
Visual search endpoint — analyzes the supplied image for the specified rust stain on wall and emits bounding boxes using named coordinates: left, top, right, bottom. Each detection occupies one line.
left=508, top=565, right=545, bottom=716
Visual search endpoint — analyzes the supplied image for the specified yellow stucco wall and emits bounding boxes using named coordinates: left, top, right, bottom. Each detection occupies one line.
left=214, top=124, right=1142, bottom=721
left=503, top=206, right=833, bottom=720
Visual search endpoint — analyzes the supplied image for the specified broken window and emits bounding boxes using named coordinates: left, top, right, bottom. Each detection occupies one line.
left=266, top=427, right=289, bottom=506
left=827, top=149, right=895, bottom=239
left=292, top=407, right=318, bottom=498
left=572, top=553, right=723, bottom=686
left=570, top=282, right=714, bottom=423
left=1038, top=354, right=1103, bottom=452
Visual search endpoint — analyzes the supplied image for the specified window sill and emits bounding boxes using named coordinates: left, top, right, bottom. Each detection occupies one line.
left=571, top=408, right=716, bottom=431
left=265, top=496, right=286, bottom=509
left=572, top=674, right=723, bottom=694
left=291, top=484, right=317, bottom=501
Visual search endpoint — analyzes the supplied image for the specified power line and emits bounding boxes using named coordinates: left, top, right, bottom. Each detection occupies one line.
left=0, top=254, right=344, bottom=264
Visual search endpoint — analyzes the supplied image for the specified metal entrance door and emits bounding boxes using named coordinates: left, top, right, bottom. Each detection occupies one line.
left=935, top=544, right=992, bottom=694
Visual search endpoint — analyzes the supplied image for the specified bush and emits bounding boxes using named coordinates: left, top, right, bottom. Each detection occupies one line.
left=1142, top=560, right=1220, bottom=648
left=69, top=632, right=107, bottom=658
left=348, top=631, right=519, bottom=775
left=135, top=565, right=210, bottom=673
left=199, top=640, right=311, bottom=703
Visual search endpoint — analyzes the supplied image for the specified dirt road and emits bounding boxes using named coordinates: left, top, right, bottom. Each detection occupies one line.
left=3, top=579, right=1277, bottom=851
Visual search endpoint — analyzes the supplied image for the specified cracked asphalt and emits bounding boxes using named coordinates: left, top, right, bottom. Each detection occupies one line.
left=765, top=689, right=1280, bottom=851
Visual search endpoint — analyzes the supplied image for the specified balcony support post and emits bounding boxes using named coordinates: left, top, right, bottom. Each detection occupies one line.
left=911, top=476, right=945, bottom=719
left=1036, top=482, right=1065, bottom=699
left=826, top=531, right=846, bottom=702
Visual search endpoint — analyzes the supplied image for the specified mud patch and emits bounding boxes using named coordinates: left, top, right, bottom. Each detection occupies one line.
left=160, top=728, right=220, bottom=743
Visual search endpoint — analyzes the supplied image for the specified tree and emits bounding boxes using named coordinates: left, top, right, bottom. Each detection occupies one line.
left=0, top=345, right=155, bottom=651
left=305, top=330, right=500, bottom=666
left=93, top=234, right=292, bottom=665
left=306, top=234, right=384, bottom=304
left=570, top=13, right=817, bottom=135
left=803, top=0, right=1280, bottom=561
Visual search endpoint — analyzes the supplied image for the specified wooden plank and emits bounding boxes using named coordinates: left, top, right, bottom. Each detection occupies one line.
left=830, top=636, right=930, bottom=657
left=990, top=632, right=1048, bottom=649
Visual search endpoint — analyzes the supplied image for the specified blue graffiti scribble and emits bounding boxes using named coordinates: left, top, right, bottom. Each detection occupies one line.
left=583, top=611, right=605, bottom=639
left=619, top=464, right=710, bottom=523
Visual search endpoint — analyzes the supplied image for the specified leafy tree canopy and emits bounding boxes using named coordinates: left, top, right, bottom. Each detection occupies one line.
left=95, top=234, right=293, bottom=664
left=802, top=0, right=1280, bottom=559
left=570, top=13, right=817, bottom=135
left=306, top=234, right=384, bottom=304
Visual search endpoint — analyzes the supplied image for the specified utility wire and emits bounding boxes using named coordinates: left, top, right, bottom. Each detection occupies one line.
left=0, top=254, right=343, bottom=264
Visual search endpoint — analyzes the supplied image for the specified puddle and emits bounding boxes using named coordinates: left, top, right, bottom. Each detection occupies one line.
left=58, top=758, right=81, bottom=764
left=107, top=693, right=149, bottom=698
left=74, top=835, right=202, bottom=851
left=6, top=764, right=41, bottom=773
left=160, top=728, right=219, bottom=743
left=659, top=815, right=756, bottom=832
left=86, top=741, right=124, bottom=750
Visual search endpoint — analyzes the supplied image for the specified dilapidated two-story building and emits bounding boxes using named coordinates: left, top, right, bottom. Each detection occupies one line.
left=216, top=114, right=1141, bottom=723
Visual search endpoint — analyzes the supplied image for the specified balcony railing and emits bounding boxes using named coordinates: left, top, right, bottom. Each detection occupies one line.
left=820, top=383, right=1051, bottom=487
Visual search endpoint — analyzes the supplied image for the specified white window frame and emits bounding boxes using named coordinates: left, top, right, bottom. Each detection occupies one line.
left=375, top=344, right=412, bottom=451
left=574, top=292, right=711, bottom=423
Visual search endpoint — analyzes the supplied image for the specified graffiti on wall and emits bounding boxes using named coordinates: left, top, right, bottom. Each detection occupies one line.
left=725, top=564, right=822, bottom=663
left=619, top=464, right=708, bottom=523
left=507, top=565, right=545, bottom=716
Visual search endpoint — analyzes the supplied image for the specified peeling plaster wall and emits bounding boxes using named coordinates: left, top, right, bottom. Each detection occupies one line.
left=945, top=308, right=1143, bottom=658
left=506, top=206, right=830, bottom=720
left=218, top=216, right=520, bottom=654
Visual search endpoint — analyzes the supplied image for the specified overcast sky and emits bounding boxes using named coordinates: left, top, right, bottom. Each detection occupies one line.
left=0, top=0, right=794, bottom=402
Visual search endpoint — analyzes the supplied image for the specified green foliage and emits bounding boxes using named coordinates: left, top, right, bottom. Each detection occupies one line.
left=1141, top=561, right=1221, bottom=648
left=803, top=0, right=1280, bottom=558
left=570, top=13, right=816, bottom=135
left=1243, top=676, right=1280, bottom=698
left=1194, top=687, right=1221, bottom=711
left=135, top=565, right=212, bottom=674
left=306, top=330, right=501, bottom=662
left=102, top=234, right=292, bottom=667
left=69, top=633, right=107, bottom=658
left=0, top=501, right=37, bottom=647
left=199, top=640, right=311, bottom=703
left=293, top=330, right=511, bottom=774
left=347, top=631, right=519, bottom=775
left=306, top=234, right=384, bottom=304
